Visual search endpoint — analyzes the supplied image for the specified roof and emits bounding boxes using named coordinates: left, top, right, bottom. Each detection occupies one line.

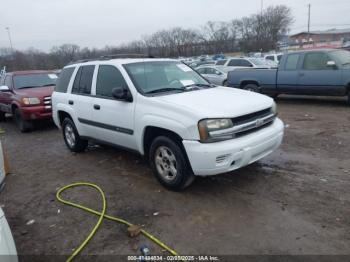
left=66, top=58, right=176, bottom=67
left=285, top=48, right=342, bottom=55
left=290, top=28, right=350, bottom=38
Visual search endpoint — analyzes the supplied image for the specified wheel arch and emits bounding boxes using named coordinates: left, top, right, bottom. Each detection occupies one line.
left=240, top=80, right=260, bottom=89
left=142, top=126, right=183, bottom=158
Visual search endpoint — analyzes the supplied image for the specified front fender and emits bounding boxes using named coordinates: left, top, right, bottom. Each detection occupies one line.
left=136, top=115, right=195, bottom=155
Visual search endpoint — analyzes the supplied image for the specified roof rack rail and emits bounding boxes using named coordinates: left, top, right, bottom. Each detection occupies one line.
left=100, top=54, right=156, bottom=59
left=67, top=54, right=156, bottom=65
left=67, top=58, right=97, bottom=65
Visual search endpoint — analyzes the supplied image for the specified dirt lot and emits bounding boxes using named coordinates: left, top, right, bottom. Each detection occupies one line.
left=0, top=96, right=349, bottom=260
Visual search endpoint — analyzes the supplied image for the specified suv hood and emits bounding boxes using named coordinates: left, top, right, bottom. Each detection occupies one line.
left=157, top=86, right=273, bottom=118
left=15, top=86, right=54, bottom=98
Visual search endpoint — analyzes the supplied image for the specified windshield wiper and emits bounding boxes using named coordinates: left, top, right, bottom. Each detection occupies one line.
left=182, top=83, right=214, bottom=89
left=146, top=87, right=185, bottom=94
left=40, top=84, right=55, bottom=87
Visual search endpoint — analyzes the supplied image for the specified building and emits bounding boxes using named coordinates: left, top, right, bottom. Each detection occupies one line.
left=288, top=28, right=350, bottom=50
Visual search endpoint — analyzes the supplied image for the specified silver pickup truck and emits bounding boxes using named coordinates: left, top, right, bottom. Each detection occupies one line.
left=227, top=49, right=350, bottom=105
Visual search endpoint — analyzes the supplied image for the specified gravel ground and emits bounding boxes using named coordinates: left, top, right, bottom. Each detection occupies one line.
left=0, top=96, right=349, bottom=261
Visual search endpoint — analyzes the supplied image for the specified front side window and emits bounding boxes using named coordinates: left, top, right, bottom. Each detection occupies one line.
left=303, top=53, right=330, bottom=70
left=285, top=54, right=300, bottom=70
left=330, top=50, right=350, bottom=68
left=5, top=76, right=13, bottom=88
left=96, top=65, right=127, bottom=98
left=55, top=67, right=75, bottom=93
left=72, top=65, right=95, bottom=94
left=266, top=56, right=274, bottom=61
left=13, top=73, right=57, bottom=89
left=124, top=61, right=209, bottom=95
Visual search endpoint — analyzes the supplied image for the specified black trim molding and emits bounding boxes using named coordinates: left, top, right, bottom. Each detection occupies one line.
left=78, top=118, right=134, bottom=135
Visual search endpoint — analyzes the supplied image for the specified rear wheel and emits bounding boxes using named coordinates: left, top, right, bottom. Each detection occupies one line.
left=14, top=108, right=33, bottom=132
left=243, top=83, right=260, bottom=93
left=149, top=136, right=195, bottom=191
left=62, top=118, right=88, bottom=152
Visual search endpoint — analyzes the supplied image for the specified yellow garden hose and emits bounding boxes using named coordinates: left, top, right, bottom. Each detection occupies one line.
left=56, top=182, right=179, bottom=262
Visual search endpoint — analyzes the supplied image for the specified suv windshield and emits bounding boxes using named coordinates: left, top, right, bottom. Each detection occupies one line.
left=330, top=50, right=350, bottom=67
left=14, top=73, right=58, bottom=89
left=124, top=61, right=210, bottom=94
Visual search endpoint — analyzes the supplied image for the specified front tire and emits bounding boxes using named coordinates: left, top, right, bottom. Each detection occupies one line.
left=62, top=118, right=88, bottom=152
left=14, top=108, right=33, bottom=132
left=149, top=136, right=195, bottom=191
left=243, top=83, right=260, bottom=93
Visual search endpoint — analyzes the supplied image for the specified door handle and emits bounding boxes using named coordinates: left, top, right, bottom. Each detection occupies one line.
left=93, top=104, right=100, bottom=110
left=68, top=100, right=74, bottom=105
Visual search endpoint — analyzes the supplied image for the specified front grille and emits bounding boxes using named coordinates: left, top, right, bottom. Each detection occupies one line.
left=232, top=108, right=272, bottom=126
left=43, top=96, right=52, bottom=109
left=209, top=107, right=276, bottom=141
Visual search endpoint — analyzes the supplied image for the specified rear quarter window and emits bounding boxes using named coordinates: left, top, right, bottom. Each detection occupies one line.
left=55, top=67, right=75, bottom=93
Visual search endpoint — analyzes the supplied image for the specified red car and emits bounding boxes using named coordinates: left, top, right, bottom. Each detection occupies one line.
left=0, top=70, right=58, bottom=132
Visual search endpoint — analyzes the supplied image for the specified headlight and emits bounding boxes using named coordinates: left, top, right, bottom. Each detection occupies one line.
left=271, top=102, right=277, bottom=115
left=22, top=97, right=40, bottom=105
left=198, top=118, right=234, bottom=142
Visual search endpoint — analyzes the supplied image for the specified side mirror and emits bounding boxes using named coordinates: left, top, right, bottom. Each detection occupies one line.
left=0, top=85, right=10, bottom=92
left=327, top=61, right=337, bottom=69
left=112, top=87, right=133, bottom=102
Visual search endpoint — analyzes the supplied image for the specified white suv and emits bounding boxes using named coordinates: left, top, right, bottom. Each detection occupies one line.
left=52, top=56, right=284, bottom=190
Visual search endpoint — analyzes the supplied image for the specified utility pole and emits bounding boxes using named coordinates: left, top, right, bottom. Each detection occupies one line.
left=5, top=27, right=14, bottom=55
left=261, top=0, right=264, bottom=16
left=307, top=4, right=311, bottom=44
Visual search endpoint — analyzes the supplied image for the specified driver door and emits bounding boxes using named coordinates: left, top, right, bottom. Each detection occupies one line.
left=91, top=65, right=137, bottom=150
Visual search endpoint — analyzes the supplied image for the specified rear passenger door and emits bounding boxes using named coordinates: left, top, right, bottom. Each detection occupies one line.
left=91, top=65, right=136, bottom=150
left=69, top=65, right=96, bottom=137
left=298, top=52, right=343, bottom=95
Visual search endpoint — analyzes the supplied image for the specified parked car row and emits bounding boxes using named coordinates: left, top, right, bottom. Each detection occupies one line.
left=2, top=49, right=349, bottom=190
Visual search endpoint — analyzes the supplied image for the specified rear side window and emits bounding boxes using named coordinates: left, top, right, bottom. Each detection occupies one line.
left=216, top=60, right=227, bottom=65
left=240, top=60, right=253, bottom=67
left=96, top=65, right=127, bottom=98
left=266, top=56, right=274, bottom=61
left=227, top=59, right=241, bottom=67
left=285, top=54, right=300, bottom=70
left=303, top=52, right=330, bottom=70
left=196, top=68, right=206, bottom=74
left=55, top=67, right=75, bottom=93
left=72, top=65, right=95, bottom=94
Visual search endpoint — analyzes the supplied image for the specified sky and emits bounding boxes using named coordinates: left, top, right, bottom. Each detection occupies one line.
left=1, top=0, right=350, bottom=51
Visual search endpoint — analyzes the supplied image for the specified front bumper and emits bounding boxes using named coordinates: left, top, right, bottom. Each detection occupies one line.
left=21, top=105, right=52, bottom=120
left=183, top=118, right=284, bottom=176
